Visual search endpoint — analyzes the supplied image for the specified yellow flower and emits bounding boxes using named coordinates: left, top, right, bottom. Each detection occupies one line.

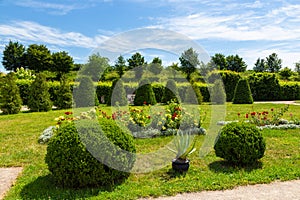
left=162, top=126, right=166, bottom=130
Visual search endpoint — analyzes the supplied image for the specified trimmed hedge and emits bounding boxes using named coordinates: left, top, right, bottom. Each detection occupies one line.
left=232, top=78, right=253, bottom=104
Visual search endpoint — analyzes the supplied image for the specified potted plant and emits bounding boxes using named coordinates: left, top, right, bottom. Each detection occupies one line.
left=168, top=130, right=196, bottom=173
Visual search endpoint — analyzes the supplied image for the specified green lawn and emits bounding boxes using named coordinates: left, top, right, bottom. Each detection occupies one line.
left=1, top=103, right=300, bottom=200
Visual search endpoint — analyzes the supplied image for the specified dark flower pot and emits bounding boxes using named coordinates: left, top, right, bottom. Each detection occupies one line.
left=172, top=159, right=190, bottom=173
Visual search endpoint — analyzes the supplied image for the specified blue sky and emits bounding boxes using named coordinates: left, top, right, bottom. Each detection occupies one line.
left=1, top=0, right=300, bottom=71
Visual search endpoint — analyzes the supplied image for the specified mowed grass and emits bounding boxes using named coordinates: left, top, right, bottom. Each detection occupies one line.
left=1, top=103, right=300, bottom=200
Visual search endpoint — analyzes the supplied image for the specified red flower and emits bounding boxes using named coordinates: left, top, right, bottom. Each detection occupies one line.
left=237, top=112, right=240, bottom=116
left=251, top=112, right=256, bottom=116
left=147, top=116, right=151, bottom=119
left=172, top=113, right=178, bottom=120
left=143, top=101, right=147, bottom=105
left=245, top=113, right=249, bottom=119
left=263, top=117, right=267, bottom=120
left=271, top=108, right=274, bottom=112
left=65, top=111, right=72, bottom=115
left=112, top=113, right=117, bottom=120
left=265, top=111, right=269, bottom=114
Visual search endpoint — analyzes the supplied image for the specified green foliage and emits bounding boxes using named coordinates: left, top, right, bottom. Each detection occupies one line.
left=2, top=40, right=26, bottom=71
left=81, top=53, right=110, bottom=81
left=51, top=51, right=74, bottom=79
left=253, top=58, right=267, bottom=72
left=127, top=52, right=145, bottom=70
left=134, top=79, right=157, bottom=106
left=233, top=78, right=253, bottom=104
left=208, top=70, right=241, bottom=101
left=96, top=82, right=112, bottom=104
left=162, top=79, right=180, bottom=103
left=15, top=67, right=35, bottom=80
left=214, top=122, right=266, bottom=165
left=248, top=73, right=280, bottom=101
left=226, top=54, right=247, bottom=72
left=152, top=83, right=165, bottom=103
left=148, top=57, right=163, bottom=75
left=179, top=48, right=200, bottom=81
left=108, top=79, right=128, bottom=106
left=184, top=84, right=203, bottom=104
left=45, top=119, right=136, bottom=188
left=54, top=75, right=73, bottom=109
left=0, top=73, right=22, bottom=114
left=210, top=53, right=227, bottom=70
left=26, top=44, right=52, bottom=72
left=279, top=67, right=293, bottom=80
left=114, top=55, right=127, bottom=77
left=16, top=79, right=32, bottom=105
left=279, top=82, right=300, bottom=100
left=266, top=53, right=282, bottom=73
left=28, top=73, right=52, bottom=112
left=211, top=79, right=226, bottom=104
left=73, top=76, right=98, bottom=107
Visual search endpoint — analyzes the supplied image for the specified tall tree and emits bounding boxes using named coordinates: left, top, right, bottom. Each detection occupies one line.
left=253, top=58, right=266, bottom=72
left=2, top=41, right=26, bottom=71
left=114, top=55, right=127, bottom=77
left=226, top=55, right=247, bottom=72
left=295, top=62, right=300, bottom=75
left=266, top=53, right=282, bottom=73
left=179, top=47, right=200, bottom=81
left=26, top=44, right=52, bottom=72
left=148, top=57, right=163, bottom=75
left=81, top=53, right=110, bottom=81
left=211, top=53, right=227, bottom=70
left=127, top=52, right=146, bottom=70
left=51, top=51, right=74, bottom=79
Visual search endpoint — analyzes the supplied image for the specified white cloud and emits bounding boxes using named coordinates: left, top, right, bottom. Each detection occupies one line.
left=0, top=21, right=108, bottom=48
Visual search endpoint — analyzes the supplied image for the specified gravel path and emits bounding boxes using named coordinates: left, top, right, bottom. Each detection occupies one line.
left=140, top=180, right=300, bottom=200
left=0, top=167, right=22, bottom=200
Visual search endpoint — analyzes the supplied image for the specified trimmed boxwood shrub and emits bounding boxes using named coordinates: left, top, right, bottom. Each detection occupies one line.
left=73, top=76, right=99, bottom=107
left=54, top=75, right=73, bottom=109
left=152, top=83, right=165, bottom=103
left=96, top=82, right=112, bottom=104
left=184, top=84, right=203, bottom=104
left=16, top=79, right=32, bottom=106
left=162, top=79, right=180, bottom=103
left=28, top=73, right=52, bottom=112
left=134, top=79, right=157, bottom=106
left=211, top=79, right=226, bottom=104
left=45, top=118, right=136, bottom=188
left=279, top=82, right=300, bottom=100
left=233, top=78, right=253, bottom=104
left=214, top=122, right=266, bottom=165
left=108, top=79, right=128, bottom=106
left=0, top=73, right=22, bottom=114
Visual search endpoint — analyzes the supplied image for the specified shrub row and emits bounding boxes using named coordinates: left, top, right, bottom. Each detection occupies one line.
left=16, top=74, right=300, bottom=106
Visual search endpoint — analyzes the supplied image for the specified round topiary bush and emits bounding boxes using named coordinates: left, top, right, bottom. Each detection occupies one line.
left=162, top=79, right=180, bottom=103
left=45, top=118, right=136, bottom=188
left=232, top=78, right=253, bottom=104
left=214, top=122, right=266, bottom=165
left=134, top=79, right=157, bottom=106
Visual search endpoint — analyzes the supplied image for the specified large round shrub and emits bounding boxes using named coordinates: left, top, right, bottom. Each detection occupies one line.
left=45, top=118, right=136, bottom=188
left=162, top=79, right=180, bottom=103
left=232, top=78, right=253, bottom=104
left=214, top=122, right=266, bottom=165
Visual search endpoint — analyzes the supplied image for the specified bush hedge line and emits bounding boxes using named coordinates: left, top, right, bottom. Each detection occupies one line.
left=16, top=73, right=300, bottom=106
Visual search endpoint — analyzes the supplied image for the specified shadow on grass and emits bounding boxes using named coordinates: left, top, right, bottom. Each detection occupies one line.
left=208, top=160, right=263, bottom=174
left=20, top=174, right=121, bottom=199
left=160, top=168, right=188, bottom=181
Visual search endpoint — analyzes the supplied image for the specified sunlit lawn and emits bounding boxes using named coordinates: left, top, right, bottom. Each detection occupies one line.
left=1, top=103, right=299, bottom=199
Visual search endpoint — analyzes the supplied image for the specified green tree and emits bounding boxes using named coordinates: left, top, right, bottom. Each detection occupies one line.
left=294, top=62, right=300, bottom=75
left=108, top=79, right=128, bottom=106
left=148, top=57, right=163, bottom=75
left=114, top=55, right=127, bottom=77
left=211, top=53, right=227, bottom=70
left=226, top=55, right=247, bottom=72
left=253, top=58, right=266, bottom=72
left=184, top=84, right=203, bottom=104
left=28, top=73, right=53, bottom=112
left=2, top=41, right=26, bottom=71
left=51, top=51, right=74, bottom=79
left=26, top=44, right=52, bottom=72
left=233, top=78, right=253, bottom=104
left=127, top=52, right=146, bottom=70
left=279, top=67, right=293, bottom=80
left=81, top=53, right=110, bottom=81
left=211, top=79, right=226, bottom=104
left=266, top=53, right=282, bottom=73
left=54, top=75, right=73, bottom=109
left=179, top=48, right=200, bottom=81
left=73, top=76, right=98, bottom=107
left=0, top=73, right=22, bottom=114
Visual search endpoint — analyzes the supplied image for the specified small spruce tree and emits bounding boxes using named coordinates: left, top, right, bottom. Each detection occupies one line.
left=108, top=79, right=128, bottom=106
left=233, top=78, right=253, bottom=104
left=54, top=75, right=73, bottom=109
left=28, top=73, right=52, bottom=112
left=211, top=79, right=226, bottom=104
left=0, top=73, right=22, bottom=114
left=162, top=79, right=180, bottom=104
left=134, top=79, right=157, bottom=106
left=184, top=84, right=203, bottom=104
left=73, top=76, right=98, bottom=107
